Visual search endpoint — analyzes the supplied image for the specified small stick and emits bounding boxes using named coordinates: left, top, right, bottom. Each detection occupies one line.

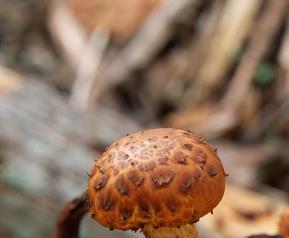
left=50, top=192, right=89, bottom=238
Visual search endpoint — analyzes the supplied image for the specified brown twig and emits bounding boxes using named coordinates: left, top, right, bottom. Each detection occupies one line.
left=50, top=192, right=89, bottom=238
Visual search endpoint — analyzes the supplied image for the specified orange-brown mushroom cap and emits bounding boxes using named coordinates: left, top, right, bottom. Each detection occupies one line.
left=88, top=128, right=226, bottom=230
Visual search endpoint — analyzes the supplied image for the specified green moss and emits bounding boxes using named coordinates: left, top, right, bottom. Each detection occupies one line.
left=255, top=62, right=276, bottom=86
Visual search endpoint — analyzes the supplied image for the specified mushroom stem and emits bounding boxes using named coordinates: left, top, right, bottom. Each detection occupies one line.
left=50, top=192, right=89, bottom=238
left=143, top=224, right=199, bottom=238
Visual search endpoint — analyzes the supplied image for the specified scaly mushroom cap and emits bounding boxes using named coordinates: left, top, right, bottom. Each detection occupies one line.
left=88, top=128, right=226, bottom=230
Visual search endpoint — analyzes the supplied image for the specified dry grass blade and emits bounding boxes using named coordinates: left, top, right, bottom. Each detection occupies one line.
left=70, top=29, right=109, bottom=110
left=278, top=16, right=289, bottom=100
left=48, top=0, right=87, bottom=67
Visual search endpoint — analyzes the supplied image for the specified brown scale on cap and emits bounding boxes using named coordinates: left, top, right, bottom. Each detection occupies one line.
left=127, top=170, right=144, bottom=186
left=115, top=176, right=130, bottom=195
left=173, top=151, right=187, bottom=164
left=207, top=165, right=218, bottom=177
left=183, top=143, right=193, bottom=151
left=179, top=173, right=194, bottom=194
left=151, top=170, right=175, bottom=188
left=94, top=174, right=108, bottom=191
left=88, top=128, right=226, bottom=232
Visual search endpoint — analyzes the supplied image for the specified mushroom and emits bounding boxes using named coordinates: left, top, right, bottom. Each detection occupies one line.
left=88, top=128, right=226, bottom=238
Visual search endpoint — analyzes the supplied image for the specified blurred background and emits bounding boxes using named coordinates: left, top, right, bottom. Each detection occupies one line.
left=0, top=0, right=288, bottom=237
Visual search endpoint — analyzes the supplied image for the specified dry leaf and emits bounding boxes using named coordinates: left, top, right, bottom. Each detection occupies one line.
left=65, top=0, right=161, bottom=41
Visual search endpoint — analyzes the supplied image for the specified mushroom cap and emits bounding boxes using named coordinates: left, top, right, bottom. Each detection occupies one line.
left=88, top=128, right=226, bottom=230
